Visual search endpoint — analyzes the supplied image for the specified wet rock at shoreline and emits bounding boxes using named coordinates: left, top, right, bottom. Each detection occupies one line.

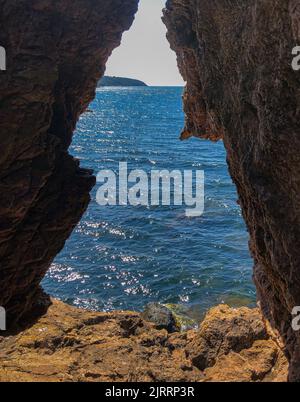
left=142, top=303, right=180, bottom=333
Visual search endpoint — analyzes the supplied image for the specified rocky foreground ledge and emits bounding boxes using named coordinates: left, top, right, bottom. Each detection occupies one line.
left=0, top=301, right=287, bottom=382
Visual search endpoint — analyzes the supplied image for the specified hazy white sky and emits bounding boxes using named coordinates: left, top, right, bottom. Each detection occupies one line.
left=105, top=0, right=185, bottom=86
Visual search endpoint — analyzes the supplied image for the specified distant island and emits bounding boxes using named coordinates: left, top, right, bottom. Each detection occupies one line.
left=98, top=76, right=148, bottom=87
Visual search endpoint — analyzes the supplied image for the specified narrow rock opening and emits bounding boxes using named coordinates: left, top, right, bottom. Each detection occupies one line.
left=42, top=0, right=254, bottom=323
left=1, top=0, right=296, bottom=382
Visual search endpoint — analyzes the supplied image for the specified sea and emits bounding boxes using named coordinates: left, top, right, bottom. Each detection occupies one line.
left=43, top=87, right=256, bottom=320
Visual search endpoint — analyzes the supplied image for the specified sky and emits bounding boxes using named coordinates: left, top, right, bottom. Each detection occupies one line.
left=105, top=0, right=185, bottom=86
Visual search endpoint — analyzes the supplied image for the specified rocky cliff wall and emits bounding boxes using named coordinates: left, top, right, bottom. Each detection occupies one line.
left=163, top=0, right=300, bottom=381
left=0, top=0, right=139, bottom=324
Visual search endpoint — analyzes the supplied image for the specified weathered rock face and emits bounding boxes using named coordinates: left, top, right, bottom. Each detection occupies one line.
left=163, top=0, right=300, bottom=381
left=0, top=0, right=139, bottom=324
left=0, top=0, right=297, bottom=382
left=0, top=301, right=287, bottom=382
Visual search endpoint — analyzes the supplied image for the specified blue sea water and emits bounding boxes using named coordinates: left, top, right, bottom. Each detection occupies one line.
left=43, top=87, right=256, bottom=319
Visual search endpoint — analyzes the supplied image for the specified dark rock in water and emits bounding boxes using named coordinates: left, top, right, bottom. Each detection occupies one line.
left=98, top=76, right=147, bottom=87
left=142, top=303, right=179, bottom=333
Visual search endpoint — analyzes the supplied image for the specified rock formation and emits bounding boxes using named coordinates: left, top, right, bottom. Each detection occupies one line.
left=0, top=0, right=299, bottom=382
left=0, top=0, right=139, bottom=324
left=163, top=0, right=300, bottom=381
left=0, top=301, right=287, bottom=382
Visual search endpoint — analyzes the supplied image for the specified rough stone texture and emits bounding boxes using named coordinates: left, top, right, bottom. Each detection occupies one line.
left=142, top=302, right=180, bottom=333
left=163, top=0, right=300, bottom=381
left=0, top=301, right=287, bottom=382
left=186, top=305, right=268, bottom=370
left=0, top=0, right=139, bottom=324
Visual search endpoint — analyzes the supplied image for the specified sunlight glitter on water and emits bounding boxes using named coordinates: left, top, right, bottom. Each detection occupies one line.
left=43, top=87, right=255, bottom=319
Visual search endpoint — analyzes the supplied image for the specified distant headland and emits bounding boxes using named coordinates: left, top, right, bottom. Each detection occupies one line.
left=98, top=76, right=148, bottom=87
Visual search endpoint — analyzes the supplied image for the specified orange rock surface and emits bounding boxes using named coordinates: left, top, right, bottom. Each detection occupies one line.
left=0, top=301, right=288, bottom=382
